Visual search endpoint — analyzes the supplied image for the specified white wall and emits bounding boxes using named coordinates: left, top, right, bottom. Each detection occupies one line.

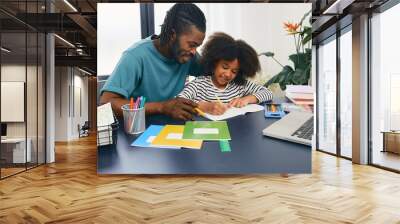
left=1, top=64, right=46, bottom=164
left=55, top=67, right=68, bottom=141
left=72, top=74, right=89, bottom=138
left=98, top=3, right=311, bottom=84
left=54, top=67, right=89, bottom=141
left=97, top=3, right=142, bottom=76
left=1, top=65, right=38, bottom=138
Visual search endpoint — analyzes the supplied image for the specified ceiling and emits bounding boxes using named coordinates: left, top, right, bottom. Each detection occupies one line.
left=0, top=0, right=99, bottom=74
left=311, top=0, right=390, bottom=43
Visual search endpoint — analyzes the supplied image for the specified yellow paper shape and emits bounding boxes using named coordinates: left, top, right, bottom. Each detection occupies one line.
left=152, top=125, right=202, bottom=149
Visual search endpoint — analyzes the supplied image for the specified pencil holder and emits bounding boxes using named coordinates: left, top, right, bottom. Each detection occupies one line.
left=121, top=104, right=146, bottom=135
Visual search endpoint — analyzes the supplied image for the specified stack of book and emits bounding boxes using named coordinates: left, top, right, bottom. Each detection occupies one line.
left=285, top=85, right=314, bottom=112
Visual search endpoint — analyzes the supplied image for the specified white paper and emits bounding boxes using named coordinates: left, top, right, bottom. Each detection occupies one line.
left=193, top=128, right=219, bottom=134
left=204, top=104, right=264, bottom=121
left=166, top=133, right=183, bottom=140
left=146, top=136, right=156, bottom=143
left=97, top=103, right=115, bottom=127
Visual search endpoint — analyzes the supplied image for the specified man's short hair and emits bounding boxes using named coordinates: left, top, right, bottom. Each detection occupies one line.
left=159, top=3, right=206, bottom=45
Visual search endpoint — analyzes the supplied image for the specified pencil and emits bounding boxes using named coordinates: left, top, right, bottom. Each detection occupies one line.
left=215, top=95, right=223, bottom=105
left=194, top=108, right=206, bottom=117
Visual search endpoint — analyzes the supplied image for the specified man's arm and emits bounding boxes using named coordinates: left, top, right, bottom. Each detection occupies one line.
left=100, top=92, right=199, bottom=120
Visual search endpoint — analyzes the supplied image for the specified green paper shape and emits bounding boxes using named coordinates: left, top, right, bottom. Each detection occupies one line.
left=183, top=121, right=231, bottom=140
left=219, top=140, right=231, bottom=152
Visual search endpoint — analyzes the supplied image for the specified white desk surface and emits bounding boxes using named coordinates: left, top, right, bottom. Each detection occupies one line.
left=1, top=138, right=29, bottom=143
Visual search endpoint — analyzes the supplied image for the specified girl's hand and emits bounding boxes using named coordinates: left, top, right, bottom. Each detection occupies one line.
left=228, top=95, right=258, bottom=108
left=198, top=101, right=230, bottom=115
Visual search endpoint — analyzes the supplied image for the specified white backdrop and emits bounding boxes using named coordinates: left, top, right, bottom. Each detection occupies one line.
left=97, top=3, right=141, bottom=77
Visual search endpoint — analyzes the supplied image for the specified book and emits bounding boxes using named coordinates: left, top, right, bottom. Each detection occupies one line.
left=203, top=104, right=264, bottom=121
left=130, top=125, right=179, bottom=149
left=151, top=125, right=203, bottom=149
left=285, top=85, right=313, bottom=94
left=285, top=85, right=314, bottom=106
left=182, top=121, right=231, bottom=141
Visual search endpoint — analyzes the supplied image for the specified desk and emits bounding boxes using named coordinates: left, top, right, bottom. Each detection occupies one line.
left=382, top=131, right=400, bottom=154
left=1, top=138, right=32, bottom=164
left=97, top=111, right=311, bottom=174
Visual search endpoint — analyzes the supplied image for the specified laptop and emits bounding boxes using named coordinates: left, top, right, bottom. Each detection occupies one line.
left=262, top=111, right=313, bottom=146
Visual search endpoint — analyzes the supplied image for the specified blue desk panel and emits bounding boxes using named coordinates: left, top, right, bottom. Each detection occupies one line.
left=97, top=111, right=311, bottom=174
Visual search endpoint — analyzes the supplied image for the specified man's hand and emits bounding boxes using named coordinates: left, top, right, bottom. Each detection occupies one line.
left=198, top=101, right=230, bottom=115
left=161, top=98, right=198, bottom=120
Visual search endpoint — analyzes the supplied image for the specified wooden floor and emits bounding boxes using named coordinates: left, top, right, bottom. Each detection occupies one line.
left=373, top=150, right=400, bottom=171
left=1, top=135, right=400, bottom=223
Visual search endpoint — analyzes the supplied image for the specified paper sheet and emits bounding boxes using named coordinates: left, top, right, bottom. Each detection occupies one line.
left=203, top=104, right=264, bottom=121
left=146, top=136, right=156, bottom=143
left=166, top=133, right=183, bottom=140
left=97, top=103, right=115, bottom=127
left=193, top=128, right=219, bottom=135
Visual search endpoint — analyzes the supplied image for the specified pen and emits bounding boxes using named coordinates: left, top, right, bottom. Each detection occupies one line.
left=140, top=96, right=146, bottom=108
left=135, top=96, right=141, bottom=109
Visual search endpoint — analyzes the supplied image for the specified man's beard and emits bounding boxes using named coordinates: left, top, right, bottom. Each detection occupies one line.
left=170, top=39, right=182, bottom=62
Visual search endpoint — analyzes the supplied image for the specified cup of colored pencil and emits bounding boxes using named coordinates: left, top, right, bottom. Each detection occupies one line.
left=121, top=96, right=146, bottom=135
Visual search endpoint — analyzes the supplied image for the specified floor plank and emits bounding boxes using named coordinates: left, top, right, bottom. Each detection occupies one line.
left=1, top=135, right=400, bottom=223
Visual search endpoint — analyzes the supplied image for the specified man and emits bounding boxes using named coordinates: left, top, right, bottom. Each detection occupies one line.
left=100, top=3, right=206, bottom=121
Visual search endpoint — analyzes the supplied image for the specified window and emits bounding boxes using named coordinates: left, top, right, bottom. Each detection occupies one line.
left=0, top=1, right=46, bottom=179
left=339, top=27, right=352, bottom=158
left=370, top=3, right=400, bottom=171
left=317, top=35, right=337, bottom=155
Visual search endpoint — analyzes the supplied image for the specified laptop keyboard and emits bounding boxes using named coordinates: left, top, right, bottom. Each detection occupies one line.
left=291, top=117, right=313, bottom=140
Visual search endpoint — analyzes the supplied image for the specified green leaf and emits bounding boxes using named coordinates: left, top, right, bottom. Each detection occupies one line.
left=289, top=53, right=307, bottom=70
left=292, top=69, right=305, bottom=85
left=264, top=65, right=294, bottom=90
left=302, top=31, right=312, bottom=46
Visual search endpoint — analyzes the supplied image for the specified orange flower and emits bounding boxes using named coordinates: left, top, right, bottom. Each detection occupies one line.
left=284, top=22, right=300, bottom=34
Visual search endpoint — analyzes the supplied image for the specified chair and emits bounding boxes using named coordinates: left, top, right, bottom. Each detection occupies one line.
left=79, top=121, right=90, bottom=138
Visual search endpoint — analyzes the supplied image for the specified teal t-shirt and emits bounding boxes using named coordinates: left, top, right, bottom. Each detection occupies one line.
left=101, top=36, right=203, bottom=102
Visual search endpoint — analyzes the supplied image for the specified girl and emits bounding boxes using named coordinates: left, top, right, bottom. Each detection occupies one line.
left=178, top=32, right=273, bottom=115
